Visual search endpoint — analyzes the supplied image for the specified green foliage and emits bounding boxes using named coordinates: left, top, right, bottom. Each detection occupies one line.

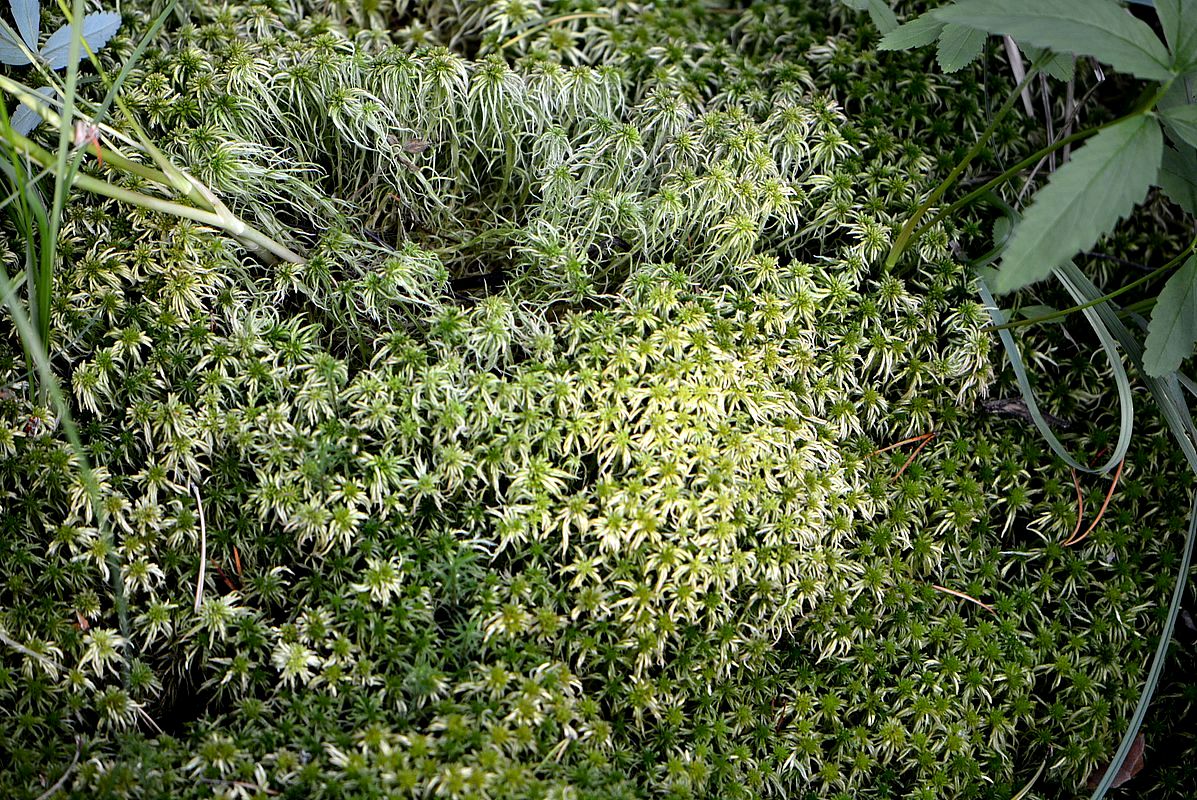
left=0, top=1, right=1196, bottom=799
left=1144, top=254, right=1197, bottom=376
left=1155, top=0, right=1197, bottom=73
left=838, top=0, right=898, bottom=34
left=1161, top=102, right=1197, bottom=149
left=1158, top=143, right=1197, bottom=213
left=883, top=0, right=1197, bottom=385
left=990, top=115, right=1163, bottom=294
left=936, top=23, right=987, bottom=74
left=936, top=0, right=1174, bottom=81
left=878, top=14, right=944, bottom=51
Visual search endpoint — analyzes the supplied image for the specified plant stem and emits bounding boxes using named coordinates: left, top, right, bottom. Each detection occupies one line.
left=0, top=124, right=304, bottom=264
left=908, top=124, right=1102, bottom=247
left=884, top=60, right=1044, bottom=271
left=911, top=85, right=1172, bottom=249
left=986, top=235, right=1197, bottom=331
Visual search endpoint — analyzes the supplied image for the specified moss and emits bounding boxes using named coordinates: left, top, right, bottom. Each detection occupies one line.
left=1, top=0, right=1196, bottom=798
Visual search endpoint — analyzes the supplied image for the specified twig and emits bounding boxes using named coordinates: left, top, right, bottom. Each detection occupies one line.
left=931, top=584, right=997, bottom=614
left=34, top=738, right=81, bottom=800
left=1062, top=77, right=1076, bottom=163
left=980, top=397, right=1072, bottom=430
left=1003, top=37, right=1036, bottom=118
left=867, top=432, right=934, bottom=458
left=1070, top=469, right=1085, bottom=543
left=1064, top=458, right=1125, bottom=546
left=1040, top=74, right=1055, bottom=172
left=191, top=482, right=207, bottom=613
left=893, top=432, right=936, bottom=480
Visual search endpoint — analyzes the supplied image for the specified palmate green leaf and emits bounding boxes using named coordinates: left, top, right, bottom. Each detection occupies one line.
left=1156, top=0, right=1197, bottom=74
left=937, top=24, right=988, bottom=72
left=878, top=14, right=944, bottom=50
left=934, top=0, right=1174, bottom=82
left=1144, top=255, right=1197, bottom=376
left=1161, top=103, right=1197, bottom=150
left=991, top=115, right=1163, bottom=294
left=1158, top=144, right=1197, bottom=214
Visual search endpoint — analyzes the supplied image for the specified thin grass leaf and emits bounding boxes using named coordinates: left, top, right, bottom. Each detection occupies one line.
left=1087, top=734, right=1146, bottom=791
left=1002, top=37, right=1037, bottom=116
left=1144, top=254, right=1197, bottom=376
left=12, top=0, right=39, bottom=49
left=991, top=114, right=1162, bottom=294
left=937, top=23, right=988, bottom=72
left=978, top=276, right=1133, bottom=474
left=1160, top=103, right=1197, bottom=150
left=1156, top=0, right=1197, bottom=74
left=44, top=0, right=88, bottom=384
left=931, top=584, right=996, bottom=614
left=1055, top=261, right=1197, bottom=470
left=1030, top=237, right=1197, bottom=800
left=1089, top=490, right=1196, bottom=800
left=40, top=11, right=120, bottom=70
left=974, top=196, right=1133, bottom=474
left=934, top=0, right=1174, bottom=81
left=1011, top=761, right=1047, bottom=800
left=1157, top=144, right=1197, bottom=214
left=878, top=14, right=944, bottom=50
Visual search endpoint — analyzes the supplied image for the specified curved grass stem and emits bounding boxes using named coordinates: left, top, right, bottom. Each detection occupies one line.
left=986, top=234, right=1197, bottom=332
left=0, top=112, right=305, bottom=264
left=884, top=60, right=1045, bottom=271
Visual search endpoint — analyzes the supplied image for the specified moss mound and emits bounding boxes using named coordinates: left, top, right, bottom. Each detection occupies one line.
left=1, top=1, right=1195, bottom=798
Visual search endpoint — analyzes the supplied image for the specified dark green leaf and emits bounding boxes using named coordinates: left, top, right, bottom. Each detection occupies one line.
left=1022, top=45, right=1076, bottom=81
left=878, top=14, right=945, bottom=50
left=865, top=0, right=898, bottom=33
left=1144, top=255, right=1197, bottom=376
left=1158, top=72, right=1196, bottom=116
left=1016, top=304, right=1065, bottom=324
left=1157, top=144, right=1197, bottom=214
left=1161, top=103, right=1197, bottom=150
left=992, top=216, right=1012, bottom=247
left=1156, top=0, right=1197, bottom=74
left=840, top=0, right=899, bottom=33
left=991, top=115, right=1163, bottom=294
left=934, top=0, right=1174, bottom=81
left=937, top=24, right=988, bottom=72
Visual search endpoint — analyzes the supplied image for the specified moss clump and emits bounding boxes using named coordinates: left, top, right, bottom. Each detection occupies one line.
left=1, top=1, right=1195, bottom=798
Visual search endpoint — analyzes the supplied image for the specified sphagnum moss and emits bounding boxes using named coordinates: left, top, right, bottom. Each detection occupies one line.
left=1, top=0, right=1196, bottom=798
